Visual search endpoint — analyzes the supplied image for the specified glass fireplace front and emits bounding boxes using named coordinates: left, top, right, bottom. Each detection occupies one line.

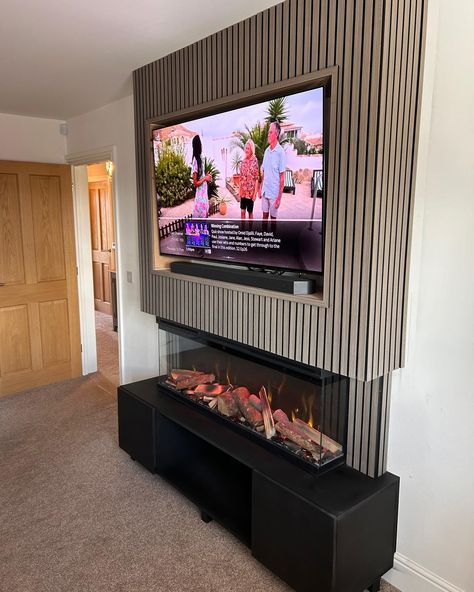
left=158, top=320, right=348, bottom=472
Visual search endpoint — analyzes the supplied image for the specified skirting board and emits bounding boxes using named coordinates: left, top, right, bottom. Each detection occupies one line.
left=382, top=553, right=464, bottom=592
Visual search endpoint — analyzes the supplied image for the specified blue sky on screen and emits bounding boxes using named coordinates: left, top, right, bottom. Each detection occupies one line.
left=183, top=87, right=323, bottom=140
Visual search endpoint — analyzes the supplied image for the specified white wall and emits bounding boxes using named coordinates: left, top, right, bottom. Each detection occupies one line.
left=66, top=96, right=160, bottom=384
left=0, top=112, right=66, bottom=163
left=386, top=1, right=474, bottom=591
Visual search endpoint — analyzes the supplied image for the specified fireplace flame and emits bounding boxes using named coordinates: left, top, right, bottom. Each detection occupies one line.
left=304, top=395, right=315, bottom=428
left=291, top=408, right=300, bottom=422
left=276, top=375, right=287, bottom=399
left=212, top=362, right=225, bottom=385
left=267, top=388, right=273, bottom=405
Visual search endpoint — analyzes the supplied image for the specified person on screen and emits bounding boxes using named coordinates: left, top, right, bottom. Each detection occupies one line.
left=191, top=135, right=212, bottom=219
left=259, top=121, right=286, bottom=234
left=238, top=139, right=259, bottom=229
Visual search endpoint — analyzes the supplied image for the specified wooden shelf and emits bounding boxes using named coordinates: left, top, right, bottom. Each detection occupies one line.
left=153, top=268, right=327, bottom=307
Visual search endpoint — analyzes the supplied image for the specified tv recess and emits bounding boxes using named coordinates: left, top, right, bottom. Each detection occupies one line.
left=151, top=81, right=327, bottom=280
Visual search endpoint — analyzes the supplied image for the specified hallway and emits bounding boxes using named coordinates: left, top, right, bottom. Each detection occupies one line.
left=95, top=311, right=119, bottom=387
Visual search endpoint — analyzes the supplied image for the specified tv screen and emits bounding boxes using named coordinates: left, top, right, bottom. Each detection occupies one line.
left=153, top=86, right=325, bottom=274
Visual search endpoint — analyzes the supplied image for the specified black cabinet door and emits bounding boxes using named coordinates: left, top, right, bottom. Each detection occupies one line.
left=252, top=470, right=335, bottom=592
left=118, top=387, right=156, bottom=472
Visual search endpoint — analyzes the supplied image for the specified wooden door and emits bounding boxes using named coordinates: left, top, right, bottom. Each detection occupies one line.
left=0, top=161, right=82, bottom=397
left=89, top=180, right=115, bottom=314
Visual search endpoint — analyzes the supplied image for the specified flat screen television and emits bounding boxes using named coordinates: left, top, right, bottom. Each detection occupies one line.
left=152, top=83, right=327, bottom=274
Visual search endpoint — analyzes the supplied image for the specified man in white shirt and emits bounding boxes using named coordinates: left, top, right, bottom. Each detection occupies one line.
left=259, top=121, right=286, bottom=234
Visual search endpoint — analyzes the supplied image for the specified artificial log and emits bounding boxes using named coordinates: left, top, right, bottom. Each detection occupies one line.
left=249, top=394, right=262, bottom=411
left=275, top=420, right=319, bottom=455
left=170, top=369, right=202, bottom=381
left=259, top=386, right=276, bottom=439
left=293, top=418, right=342, bottom=454
left=232, top=386, right=250, bottom=401
left=195, top=384, right=229, bottom=396
left=217, top=392, right=240, bottom=418
left=173, top=373, right=215, bottom=390
left=273, top=409, right=289, bottom=423
left=232, top=387, right=263, bottom=427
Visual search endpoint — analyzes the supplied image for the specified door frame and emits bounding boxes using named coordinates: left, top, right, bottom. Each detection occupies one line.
left=66, top=146, right=120, bottom=379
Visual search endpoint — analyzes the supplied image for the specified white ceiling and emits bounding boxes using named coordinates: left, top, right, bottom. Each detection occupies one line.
left=1, top=0, right=281, bottom=121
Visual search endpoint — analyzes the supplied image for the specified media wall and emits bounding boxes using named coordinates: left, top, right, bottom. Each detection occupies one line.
left=133, top=0, right=427, bottom=476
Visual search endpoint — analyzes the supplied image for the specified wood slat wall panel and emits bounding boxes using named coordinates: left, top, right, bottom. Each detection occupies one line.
left=133, top=0, right=427, bottom=474
left=345, top=374, right=388, bottom=478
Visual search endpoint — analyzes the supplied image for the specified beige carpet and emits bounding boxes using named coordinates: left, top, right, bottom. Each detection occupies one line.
left=95, top=310, right=119, bottom=387
left=0, top=372, right=399, bottom=591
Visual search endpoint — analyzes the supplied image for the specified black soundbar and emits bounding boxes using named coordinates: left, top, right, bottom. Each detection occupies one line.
left=170, top=261, right=318, bottom=295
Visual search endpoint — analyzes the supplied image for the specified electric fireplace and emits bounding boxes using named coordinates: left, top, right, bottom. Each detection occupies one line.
left=118, top=320, right=399, bottom=592
left=158, top=320, right=348, bottom=473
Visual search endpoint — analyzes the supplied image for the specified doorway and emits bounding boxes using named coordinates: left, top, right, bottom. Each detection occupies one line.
left=87, top=163, right=119, bottom=387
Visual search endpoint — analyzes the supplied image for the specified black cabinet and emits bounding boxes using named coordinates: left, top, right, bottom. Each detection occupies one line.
left=118, top=378, right=399, bottom=592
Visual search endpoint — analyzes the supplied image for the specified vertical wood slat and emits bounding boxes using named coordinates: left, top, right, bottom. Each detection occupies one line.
left=361, top=0, right=385, bottom=381
left=214, top=33, right=220, bottom=102
left=301, top=304, right=310, bottom=365
left=178, top=49, right=184, bottom=112
left=383, top=0, right=405, bottom=378
left=276, top=299, right=283, bottom=357
left=326, top=0, right=337, bottom=66
left=319, top=0, right=328, bottom=69
left=274, top=2, right=283, bottom=83
left=389, top=0, right=411, bottom=373
left=198, top=40, right=204, bottom=105
left=310, top=306, right=318, bottom=367
left=373, top=0, right=394, bottom=378
left=266, top=7, right=274, bottom=86
left=255, top=12, right=263, bottom=89
left=351, top=0, right=376, bottom=380
left=257, top=10, right=270, bottom=87
left=345, top=378, right=356, bottom=469
left=281, top=1, right=290, bottom=80
left=288, top=0, right=298, bottom=79
left=232, top=24, right=239, bottom=95
left=295, top=0, right=305, bottom=76
left=244, top=18, right=251, bottom=91
left=259, top=296, right=266, bottom=351
left=238, top=21, right=244, bottom=94
left=303, top=0, right=313, bottom=74
left=250, top=16, right=257, bottom=90
left=392, top=0, right=414, bottom=370
left=310, top=0, right=320, bottom=71
left=378, top=0, right=400, bottom=377
left=332, top=0, right=354, bottom=375
left=342, top=0, right=363, bottom=377
left=247, top=292, right=254, bottom=348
